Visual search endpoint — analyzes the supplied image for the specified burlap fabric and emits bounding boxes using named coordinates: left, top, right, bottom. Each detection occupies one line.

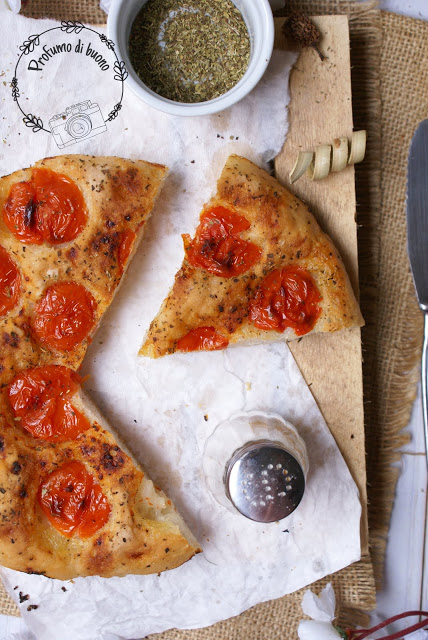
left=1, top=2, right=427, bottom=637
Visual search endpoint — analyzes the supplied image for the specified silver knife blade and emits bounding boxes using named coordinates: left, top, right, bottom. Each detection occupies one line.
left=407, top=119, right=428, bottom=310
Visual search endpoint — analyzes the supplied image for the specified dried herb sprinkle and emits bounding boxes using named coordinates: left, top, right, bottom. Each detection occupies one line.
left=128, top=0, right=251, bottom=103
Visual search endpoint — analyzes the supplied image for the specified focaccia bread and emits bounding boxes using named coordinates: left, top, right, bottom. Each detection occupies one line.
left=0, top=155, right=166, bottom=383
left=140, top=155, right=363, bottom=357
left=0, top=156, right=200, bottom=579
left=0, top=376, right=199, bottom=580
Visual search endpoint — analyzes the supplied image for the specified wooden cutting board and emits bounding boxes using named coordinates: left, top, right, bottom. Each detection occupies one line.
left=275, top=15, right=368, bottom=553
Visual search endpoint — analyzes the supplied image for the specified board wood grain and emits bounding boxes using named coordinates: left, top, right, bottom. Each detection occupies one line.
left=275, top=15, right=368, bottom=552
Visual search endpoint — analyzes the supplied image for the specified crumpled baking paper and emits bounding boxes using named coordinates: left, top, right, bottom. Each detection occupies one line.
left=0, top=7, right=361, bottom=640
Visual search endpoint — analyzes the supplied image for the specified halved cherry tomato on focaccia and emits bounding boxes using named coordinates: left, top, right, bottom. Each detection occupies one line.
left=183, top=206, right=262, bottom=278
left=3, top=167, right=87, bottom=245
left=7, top=365, right=91, bottom=442
left=249, top=266, right=322, bottom=336
left=0, top=245, right=21, bottom=316
left=118, top=229, right=137, bottom=272
left=176, top=326, right=229, bottom=352
left=38, top=461, right=110, bottom=538
left=32, top=282, right=97, bottom=352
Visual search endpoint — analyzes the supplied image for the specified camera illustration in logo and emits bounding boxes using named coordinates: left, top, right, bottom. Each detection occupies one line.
left=49, top=101, right=107, bottom=148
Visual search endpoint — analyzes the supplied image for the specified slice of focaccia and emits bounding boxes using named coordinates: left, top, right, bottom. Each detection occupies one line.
left=0, top=156, right=200, bottom=578
left=0, top=155, right=167, bottom=384
left=140, top=155, right=363, bottom=358
left=0, top=370, right=199, bottom=580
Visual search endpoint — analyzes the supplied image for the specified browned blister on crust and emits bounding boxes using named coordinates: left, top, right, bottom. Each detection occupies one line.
left=140, top=155, right=363, bottom=358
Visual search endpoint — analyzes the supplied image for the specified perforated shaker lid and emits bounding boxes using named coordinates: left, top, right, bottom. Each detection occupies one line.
left=224, top=440, right=306, bottom=523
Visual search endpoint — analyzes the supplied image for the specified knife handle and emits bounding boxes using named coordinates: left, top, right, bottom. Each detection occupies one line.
left=422, top=313, right=428, bottom=471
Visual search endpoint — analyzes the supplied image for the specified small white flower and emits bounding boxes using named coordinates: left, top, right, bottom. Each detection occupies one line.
left=298, top=584, right=344, bottom=640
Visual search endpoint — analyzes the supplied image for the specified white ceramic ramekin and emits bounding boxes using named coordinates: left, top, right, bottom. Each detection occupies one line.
left=107, top=0, right=274, bottom=117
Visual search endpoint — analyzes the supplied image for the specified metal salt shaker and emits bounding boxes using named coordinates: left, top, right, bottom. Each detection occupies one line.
left=203, top=412, right=309, bottom=522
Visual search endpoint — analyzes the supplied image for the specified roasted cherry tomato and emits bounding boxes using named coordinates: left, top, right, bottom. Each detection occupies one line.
left=32, top=282, right=97, bottom=352
left=118, top=229, right=136, bottom=272
left=38, top=461, right=110, bottom=538
left=249, top=266, right=322, bottom=336
left=3, top=167, right=87, bottom=245
left=7, top=365, right=91, bottom=442
left=0, top=245, right=21, bottom=316
left=183, top=206, right=262, bottom=278
left=176, top=326, right=229, bottom=352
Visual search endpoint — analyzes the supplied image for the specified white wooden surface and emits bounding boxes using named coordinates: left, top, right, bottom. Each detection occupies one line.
left=371, top=383, right=428, bottom=634
left=1, top=2, right=428, bottom=638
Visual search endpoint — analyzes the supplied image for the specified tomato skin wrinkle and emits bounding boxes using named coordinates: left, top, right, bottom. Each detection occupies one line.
left=0, top=245, right=21, bottom=316
left=7, top=365, right=91, bottom=442
left=32, top=282, right=97, bottom=351
left=185, top=207, right=262, bottom=277
left=249, top=266, right=322, bottom=336
left=176, top=326, right=229, bottom=352
left=2, top=168, right=87, bottom=245
left=38, top=461, right=110, bottom=538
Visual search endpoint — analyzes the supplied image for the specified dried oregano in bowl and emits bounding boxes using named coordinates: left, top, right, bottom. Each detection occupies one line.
left=128, top=0, right=251, bottom=103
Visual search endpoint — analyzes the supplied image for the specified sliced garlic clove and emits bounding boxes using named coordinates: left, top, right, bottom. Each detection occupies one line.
left=289, top=151, right=314, bottom=184
left=348, top=130, right=367, bottom=165
left=331, top=137, right=349, bottom=172
left=307, top=144, right=332, bottom=181
left=289, top=131, right=367, bottom=184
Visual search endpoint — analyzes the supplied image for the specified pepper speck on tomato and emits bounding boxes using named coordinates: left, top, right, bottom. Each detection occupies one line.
left=0, top=245, right=21, bottom=316
left=249, top=266, right=322, bottom=336
left=3, top=167, right=87, bottom=245
left=184, top=206, right=261, bottom=278
left=32, top=282, right=97, bottom=352
left=38, top=461, right=110, bottom=538
left=118, top=229, right=137, bottom=272
left=7, top=365, right=91, bottom=442
left=176, top=326, right=229, bottom=352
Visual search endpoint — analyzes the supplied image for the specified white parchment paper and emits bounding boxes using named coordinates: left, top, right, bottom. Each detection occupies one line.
left=0, top=6, right=361, bottom=640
